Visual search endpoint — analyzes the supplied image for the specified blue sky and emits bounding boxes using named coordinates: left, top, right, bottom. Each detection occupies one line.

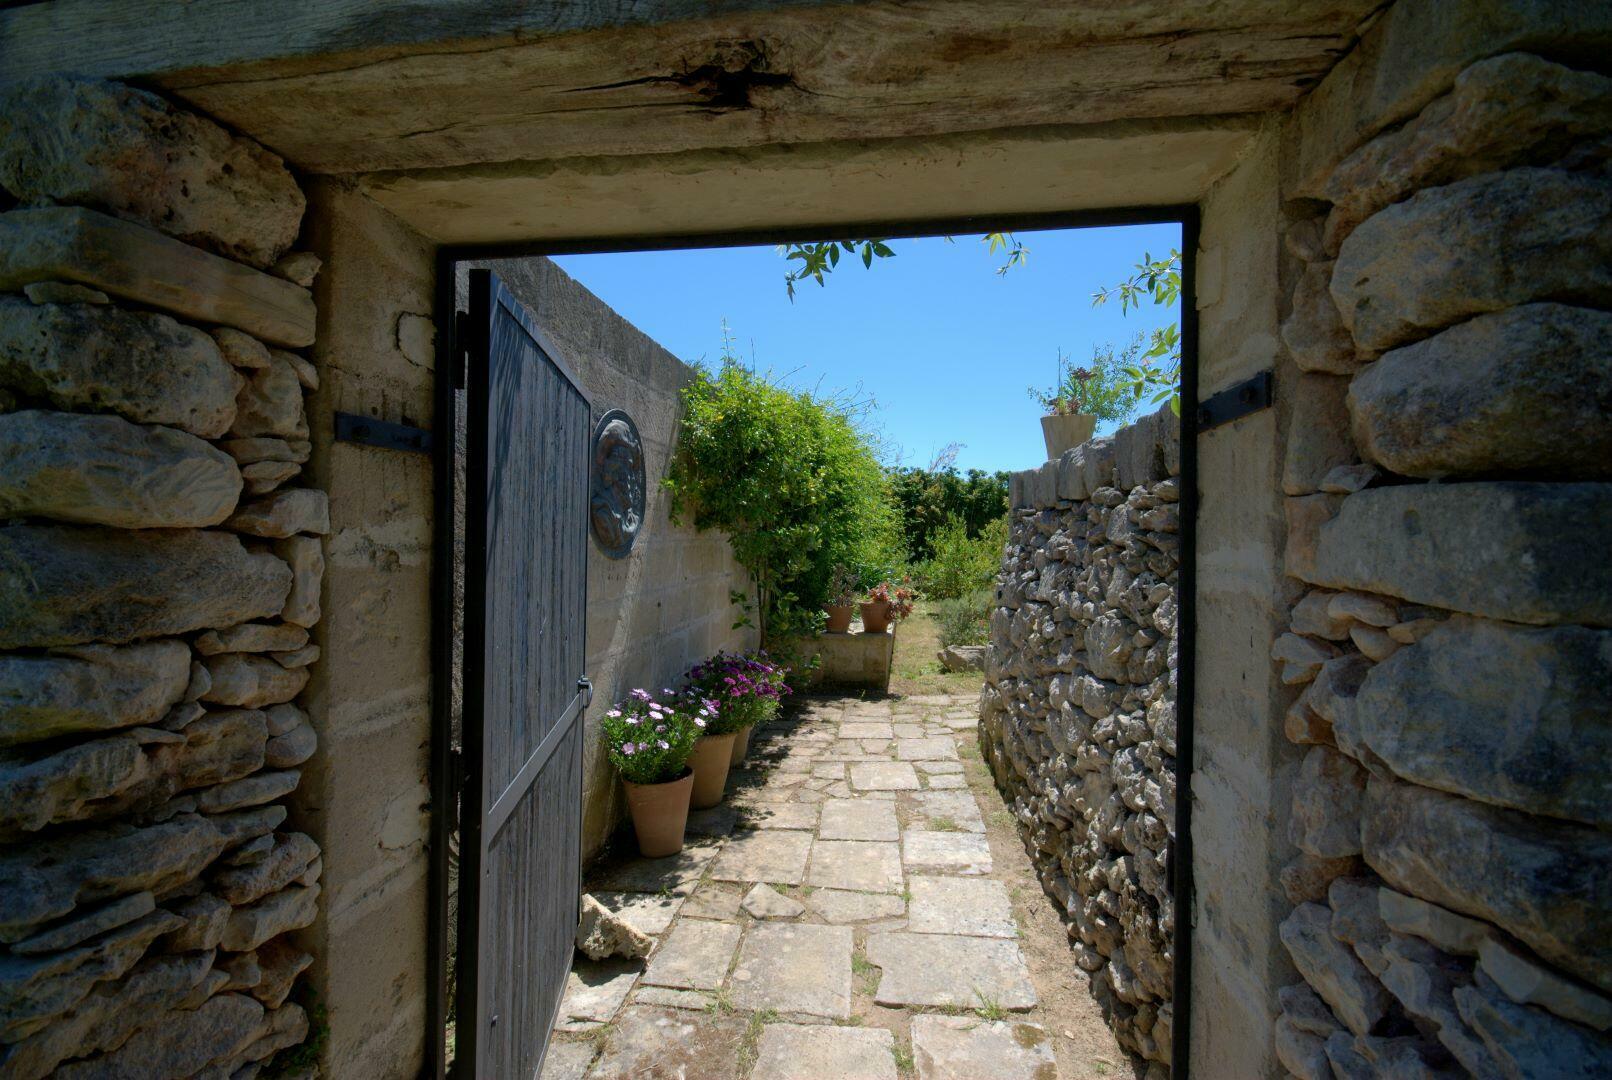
left=554, top=222, right=1180, bottom=474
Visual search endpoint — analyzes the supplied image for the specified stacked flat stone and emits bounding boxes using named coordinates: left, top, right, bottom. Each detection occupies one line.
left=1273, top=53, right=1612, bottom=1079
left=0, top=76, right=323, bottom=1078
left=983, top=406, right=1180, bottom=1073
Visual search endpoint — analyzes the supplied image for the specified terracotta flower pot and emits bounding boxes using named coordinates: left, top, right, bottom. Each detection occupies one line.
left=729, top=725, right=752, bottom=766
left=1041, top=412, right=1097, bottom=459
left=824, top=604, right=854, bottom=633
left=860, top=600, right=893, bottom=634
left=622, top=769, right=693, bottom=858
left=689, top=732, right=738, bottom=809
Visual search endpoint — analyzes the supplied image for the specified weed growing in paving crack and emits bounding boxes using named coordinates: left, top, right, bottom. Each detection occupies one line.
left=928, top=816, right=962, bottom=832
left=974, top=992, right=1007, bottom=1021
left=892, top=1042, right=915, bottom=1073
left=736, top=1008, right=779, bottom=1072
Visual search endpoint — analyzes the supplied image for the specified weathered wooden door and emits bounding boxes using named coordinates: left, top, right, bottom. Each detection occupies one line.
left=458, top=269, right=591, bottom=1078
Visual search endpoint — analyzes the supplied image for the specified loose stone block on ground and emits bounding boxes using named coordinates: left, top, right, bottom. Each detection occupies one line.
left=731, top=922, right=853, bottom=1019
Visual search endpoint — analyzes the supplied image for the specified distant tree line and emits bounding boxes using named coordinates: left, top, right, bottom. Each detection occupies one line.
left=886, top=459, right=1009, bottom=564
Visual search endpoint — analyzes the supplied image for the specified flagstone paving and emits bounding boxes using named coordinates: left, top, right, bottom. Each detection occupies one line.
left=911, top=1014, right=1059, bottom=1080
left=544, top=691, right=1130, bottom=1079
left=753, top=1023, right=897, bottom=1080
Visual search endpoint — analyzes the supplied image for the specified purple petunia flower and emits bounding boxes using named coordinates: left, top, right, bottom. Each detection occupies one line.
left=622, top=742, right=636, bottom=755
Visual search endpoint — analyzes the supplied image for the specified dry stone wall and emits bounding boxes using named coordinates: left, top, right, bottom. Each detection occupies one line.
left=982, top=406, right=1180, bottom=1076
left=0, top=76, right=322, bottom=1077
left=1273, top=50, right=1612, bottom=1079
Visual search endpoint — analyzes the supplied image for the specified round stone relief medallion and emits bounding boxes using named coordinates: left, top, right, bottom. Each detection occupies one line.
left=589, top=409, right=645, bottom=559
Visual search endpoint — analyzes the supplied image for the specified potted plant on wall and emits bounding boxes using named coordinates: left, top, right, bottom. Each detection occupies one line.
left=824, top=565, right=859, bottom=633
left=860, top=579, right=915, bottom=634
left=603, top=689, right=701, bottom=857
left=1028, top=341, right=1140, bottom=459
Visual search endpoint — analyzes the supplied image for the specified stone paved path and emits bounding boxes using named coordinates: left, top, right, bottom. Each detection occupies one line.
left=544, top=692, right=1131, bottom=1080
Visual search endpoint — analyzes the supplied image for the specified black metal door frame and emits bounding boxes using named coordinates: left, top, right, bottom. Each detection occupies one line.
left=428, top=206, right=1201, bottom=1077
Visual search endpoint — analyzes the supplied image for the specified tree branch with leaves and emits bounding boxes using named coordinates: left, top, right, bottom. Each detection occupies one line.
left=1091, top=249, right=1182, bottom=415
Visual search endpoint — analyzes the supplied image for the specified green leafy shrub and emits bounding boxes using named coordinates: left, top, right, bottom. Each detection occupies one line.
left=936, top=588, right=994, bottom=647
left=666, top=354, right=901, bottom=638
left=914, top=514, right=1006, bottom=600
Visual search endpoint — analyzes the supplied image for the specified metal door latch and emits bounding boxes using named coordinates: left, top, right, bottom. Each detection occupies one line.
left=577, top=677, right=594, bottom=707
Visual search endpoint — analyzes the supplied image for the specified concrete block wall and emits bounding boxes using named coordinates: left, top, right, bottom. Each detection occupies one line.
left=1266, top=6, right=1612, bottom=1076
left=985, top=407, right=1181, bottom=1075
left=0, top=77, right=323, bottom=1077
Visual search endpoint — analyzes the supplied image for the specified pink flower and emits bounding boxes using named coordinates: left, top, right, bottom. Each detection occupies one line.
left=655, top=724, right=666, bottom=733
left=695, top=718, right=706, bottom=728
left=606, top=708, right=622, bottom=718
left=621, top=742, right=636, bottom=755
left=657, top=739, right=669, bottom=750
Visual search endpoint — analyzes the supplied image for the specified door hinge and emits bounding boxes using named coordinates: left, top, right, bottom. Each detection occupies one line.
left=453, top=310, right=472, bottom=390
left=334, top=411, right=433, bottom=454
left=1195, top=370, right=1273, bottom=433
left=448, top=747, right=466, bottom=801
